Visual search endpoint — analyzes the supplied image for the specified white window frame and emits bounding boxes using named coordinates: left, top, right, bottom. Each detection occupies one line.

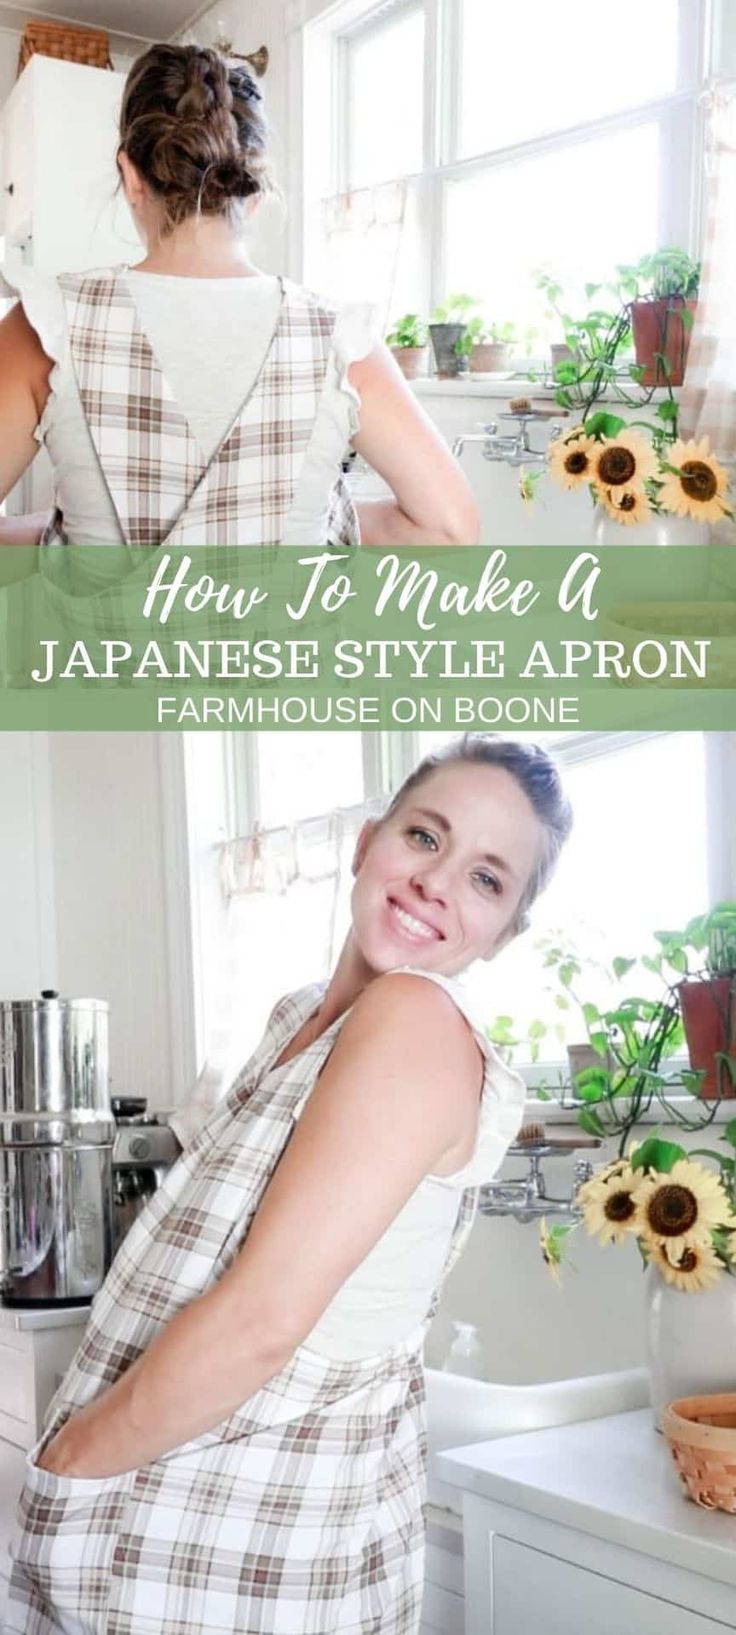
left=294, top=0, right=712, bottom=314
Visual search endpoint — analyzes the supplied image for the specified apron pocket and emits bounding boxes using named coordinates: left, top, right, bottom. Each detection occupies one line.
left=9, top=1440, right=136, bottom=1634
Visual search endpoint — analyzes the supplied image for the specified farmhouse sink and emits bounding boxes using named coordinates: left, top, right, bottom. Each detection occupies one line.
left=425, top=1365, right=649, bottom=1512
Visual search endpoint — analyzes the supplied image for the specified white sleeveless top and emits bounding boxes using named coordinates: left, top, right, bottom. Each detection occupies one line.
left=272, top=968, right=524, bottom=1361
left=0, top=263, right=378, bottom=547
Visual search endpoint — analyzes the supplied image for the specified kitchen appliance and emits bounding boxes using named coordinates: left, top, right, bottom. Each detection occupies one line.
left=112, top=1097, right=180, bottom=1252
left=0, top=992, right=114, bottom=1306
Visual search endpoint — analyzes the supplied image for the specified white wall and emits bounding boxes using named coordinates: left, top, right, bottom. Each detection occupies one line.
left=0, top=732, right=184, bottom=1115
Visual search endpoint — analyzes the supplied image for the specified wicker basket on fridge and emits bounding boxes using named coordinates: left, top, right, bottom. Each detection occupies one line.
left=18, top=19, right=112, bottom=76
left=662, top=1393, right=736, bottom=1514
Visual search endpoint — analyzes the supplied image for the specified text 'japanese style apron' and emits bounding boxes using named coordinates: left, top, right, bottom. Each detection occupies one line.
left=42, top=270, right=360, bottom=552
left=7, top=985, right=479, bottom=1635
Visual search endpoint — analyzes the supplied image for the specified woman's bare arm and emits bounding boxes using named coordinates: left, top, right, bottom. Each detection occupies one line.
left=39, top=974, right=482, bottom=1478
left=0, top=303, right=51, bottom=499
left=349, top=344, right=480, bottom=546
left=0, top=304, right=52, bottom=580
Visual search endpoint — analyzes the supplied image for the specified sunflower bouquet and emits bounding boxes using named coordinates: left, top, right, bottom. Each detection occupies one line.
left=541, top=1130, right=736, bottom=1292
left=545, top=412, right=733, bottom=528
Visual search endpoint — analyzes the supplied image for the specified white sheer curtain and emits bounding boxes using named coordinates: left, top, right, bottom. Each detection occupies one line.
left=307, top=178, right=406, bottom=321
left=174, top=799, right=382, bottom=1143
left=680, top=86, right=736, bottom=518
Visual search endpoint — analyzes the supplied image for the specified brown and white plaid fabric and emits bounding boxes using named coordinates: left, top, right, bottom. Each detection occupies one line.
left=41, top=268, right=360, bottom=550
left=7, top=983, right=481, bottom=1635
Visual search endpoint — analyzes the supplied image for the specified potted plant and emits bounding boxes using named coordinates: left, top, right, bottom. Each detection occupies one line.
left=429, top=293, right=479, bottom=378
left=385, top=313, right=429, bottom=380
left=655, top=906, right=736, bottom=1100
left=619, top=248, right=700, bottom=388
left=458, top=318, right=517, bottom=374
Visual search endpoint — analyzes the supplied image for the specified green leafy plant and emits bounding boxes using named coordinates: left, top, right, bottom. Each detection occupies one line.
left=617, top=248, right=701, bottom=304
left=385, top=313, right=428, bottom=349
left=455, top=315, right=518, bottom=356
left=431, top=293, right=480, bottom=324
left=528, top=915, right=736, bottom=1153
left=529, top=262, right=697, bottom=432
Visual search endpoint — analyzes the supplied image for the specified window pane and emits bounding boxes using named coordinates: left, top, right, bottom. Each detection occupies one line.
left=459, top=0, right=681, bottom=159
left=444, top=123, right=660, bottom=333
left=457, top=735, right=708, bottom=1055
left=256, top=733, right=365, bottom=828
left=347, top=8, right=425, bottom=188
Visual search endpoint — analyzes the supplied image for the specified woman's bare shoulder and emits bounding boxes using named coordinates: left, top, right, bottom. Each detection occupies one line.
left=337, top=972, right=481, bottom=1084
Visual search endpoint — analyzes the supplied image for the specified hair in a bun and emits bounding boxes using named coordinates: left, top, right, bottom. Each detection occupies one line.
left=119, top=43, right=272, bottom=230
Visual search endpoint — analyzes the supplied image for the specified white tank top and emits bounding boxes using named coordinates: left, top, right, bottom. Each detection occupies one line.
left=293, top=969, right=524, bottom=1361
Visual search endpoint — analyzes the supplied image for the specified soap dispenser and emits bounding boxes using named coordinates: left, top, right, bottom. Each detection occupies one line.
left=442, top=1320, right=484, bottom=1378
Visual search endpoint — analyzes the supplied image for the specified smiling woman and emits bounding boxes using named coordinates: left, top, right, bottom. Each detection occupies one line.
left=7, top=734, right=571, bottom=1635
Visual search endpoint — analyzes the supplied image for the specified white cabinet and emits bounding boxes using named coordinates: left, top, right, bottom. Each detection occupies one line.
left=0, top=1307, right=87, bottom=1451
left=0, top=55, right=136, bottom=272
left=491, top=1536, right=729, bottom=1635
left=440, top=1410, right=736, bottom=1634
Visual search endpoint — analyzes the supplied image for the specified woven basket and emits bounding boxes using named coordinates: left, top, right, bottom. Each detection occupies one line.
left=662, top=1393, right=736, bottom=1514
left=18, top=19, right=112, bottom=75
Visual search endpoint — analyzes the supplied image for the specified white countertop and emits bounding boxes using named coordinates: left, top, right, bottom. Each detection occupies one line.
left=438, top=1408, right=736, bottom=1586
left=0, top=1302, right=89, bottom=1332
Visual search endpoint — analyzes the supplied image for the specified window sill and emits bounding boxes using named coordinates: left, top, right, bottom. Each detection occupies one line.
left=525, top=1094, right=735, bottom=1127
left=410, top=377, right=675, bottom=404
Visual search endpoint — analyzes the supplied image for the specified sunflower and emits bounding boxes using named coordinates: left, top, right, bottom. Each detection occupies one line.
left=548, top=429, right=598, bottom=491
left=538, top=1216, right=575, bottom=1285
left=591, top=429, right=659, bottom=491
left=598, top=485, right=653, bottom=527
left=633, top=1159, right=736, bottom=1261
left=658, top=436, right=731, bottom=523
left=577, top=1165, right=641, bottom=1245
left=648, top=1236, right=724, bottom=1293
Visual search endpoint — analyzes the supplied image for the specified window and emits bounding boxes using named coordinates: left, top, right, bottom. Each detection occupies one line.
left=344, top=5, right=426, bottom=190
left=208, top=729, right=724, bottom=1072
left=413, top=730, right=710, bottom=1054
left=302, top=0, right=706, bottom=335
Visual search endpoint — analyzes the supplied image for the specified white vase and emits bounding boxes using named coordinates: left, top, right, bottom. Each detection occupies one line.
left=590, top=507, right=712, bottom=601
left=590, top=507, right=711, bottom=549
left=645, top=1263, right=736, bottom=1427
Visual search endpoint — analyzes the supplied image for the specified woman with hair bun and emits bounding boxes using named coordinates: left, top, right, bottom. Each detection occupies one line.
left=7, top=735, right=571, bottom=1634
left=0, top=43, right=478, bottom=556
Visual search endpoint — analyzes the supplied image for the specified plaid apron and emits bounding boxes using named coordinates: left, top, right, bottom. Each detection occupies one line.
left=41, top=269, right=360, bottom=551
left=7, top=984, right=481, bottom=1635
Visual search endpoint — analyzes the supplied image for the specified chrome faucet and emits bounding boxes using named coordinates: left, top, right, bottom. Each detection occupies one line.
left=452, top=412, right=564, bottom=468
left=478, top=1135, right=600, bottom=1225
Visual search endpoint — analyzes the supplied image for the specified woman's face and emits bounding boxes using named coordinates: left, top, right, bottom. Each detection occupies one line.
left=350, top=761, right=545, bottom=978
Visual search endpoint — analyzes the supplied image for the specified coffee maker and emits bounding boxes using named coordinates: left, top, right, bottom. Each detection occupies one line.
left=0, top=992, right=114, bottom=1306
left=111, top=1097, right=180, bottom=1251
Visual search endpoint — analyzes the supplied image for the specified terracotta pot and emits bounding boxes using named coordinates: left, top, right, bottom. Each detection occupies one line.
left=550, top=342, right=577, bottom=371
left=470, top=342, right=510, bottom=374
left=428, top=323, right=466, bottom=379
left=678, top=976, right=736, bottom=1098
left=630, top=297, right=697, bottom=387
left=389, top=345, right=428, bottom=381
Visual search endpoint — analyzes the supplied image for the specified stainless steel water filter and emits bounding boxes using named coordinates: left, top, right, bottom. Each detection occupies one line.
left=0, top=992, right=114, bottom=1304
